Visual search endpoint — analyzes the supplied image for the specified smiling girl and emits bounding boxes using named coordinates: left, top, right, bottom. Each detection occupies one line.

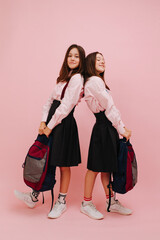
left=80, top=52, right=132, bottom=220
left=15, top=44, right=85, bottom=219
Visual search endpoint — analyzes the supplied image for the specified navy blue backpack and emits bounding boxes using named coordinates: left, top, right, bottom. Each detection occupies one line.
left=107, top=138, right=137, bottom=211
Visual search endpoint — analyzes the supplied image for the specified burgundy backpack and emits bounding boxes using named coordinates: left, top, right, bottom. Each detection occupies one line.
left=23, top=134, right=56, bottom=210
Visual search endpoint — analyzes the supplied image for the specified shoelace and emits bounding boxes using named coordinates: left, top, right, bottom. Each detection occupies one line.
left=114, top=199, right=120, bottom=204
left=112, top=199, right=124, bottom=209
left=23, top=194, right=32, bottom=202
left=88, top=202, right=98, bottom=212
left=52, top=201, right=63, bottom=210
left=111, top=199, right=119, bottom=205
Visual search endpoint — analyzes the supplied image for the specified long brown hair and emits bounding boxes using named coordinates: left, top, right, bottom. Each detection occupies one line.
left=57, top=44, right=85, bottom=83
left=85, top=52, right=110, bottom=90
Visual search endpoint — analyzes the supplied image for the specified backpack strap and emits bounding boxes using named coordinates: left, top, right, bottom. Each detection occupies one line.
left=50, top=188, right=54, bottom=212
left=60, top=81, right=69, bottom=100
left=107, top=173, right=112, bottom=212
left=42, top=192, right=44, bottom=204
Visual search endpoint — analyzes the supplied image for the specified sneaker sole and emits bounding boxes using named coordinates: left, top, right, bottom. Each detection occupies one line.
left=107, top=209, right=132, bottom=215
left=48, top=206, right=67, bottom=219
left=80, top=208, right=104, bottom=220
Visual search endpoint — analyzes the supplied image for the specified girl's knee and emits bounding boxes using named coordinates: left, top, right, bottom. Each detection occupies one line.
left=87, top=170, right=99, bottom=176
left=101, top=172, right=110, bottom=176
left=60, top=167, right=70, bottom=172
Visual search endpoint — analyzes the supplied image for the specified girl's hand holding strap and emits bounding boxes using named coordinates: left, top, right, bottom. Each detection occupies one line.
left=39, top=122, right=47, bottom=135
left=39, top=121, right=52, bottom=137
left=43, top=126, right=52, bottom=138
left=121, top=128, right=132, bottom=141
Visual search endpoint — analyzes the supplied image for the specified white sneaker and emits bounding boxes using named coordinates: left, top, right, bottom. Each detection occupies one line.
left=48, top=200, right=67, bottom=219
left=107, top=199, right=132, bottom=215
left=80, top=202, right=104, bottom=220
left=14, top=190, right=36, bottom=209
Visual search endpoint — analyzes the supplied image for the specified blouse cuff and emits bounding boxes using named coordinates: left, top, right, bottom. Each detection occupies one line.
left=117, top=122, right=125, bottom=135
left=120, top=120, right=125, bottom=128
left=41, top=115, right=48, bottom=123
left=47, top=121, right=55, bottom=130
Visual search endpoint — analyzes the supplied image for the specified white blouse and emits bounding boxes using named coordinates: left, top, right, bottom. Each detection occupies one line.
left=41, top=73, right=84, bottom=130
left=84, top=76, right=125, bottom=135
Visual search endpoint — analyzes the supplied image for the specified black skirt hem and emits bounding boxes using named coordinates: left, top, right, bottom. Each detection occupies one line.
left=53, top=163, right=81, bottom=167
left=87, top=167, right=117, bottom=173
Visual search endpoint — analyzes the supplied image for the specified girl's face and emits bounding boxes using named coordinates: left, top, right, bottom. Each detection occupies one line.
left=67, top=48, right=80, bottom=69
left=95, top=53, right=105, bottom=74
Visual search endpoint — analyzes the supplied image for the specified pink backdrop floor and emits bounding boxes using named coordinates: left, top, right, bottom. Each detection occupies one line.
left=1, top=174, right=160, bottom=240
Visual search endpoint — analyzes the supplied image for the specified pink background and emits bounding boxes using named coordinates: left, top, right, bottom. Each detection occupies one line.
left=0, top=0, right=160, bottom=239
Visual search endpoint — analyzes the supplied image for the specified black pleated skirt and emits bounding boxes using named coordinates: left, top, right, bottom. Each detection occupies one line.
left=46, top=100, right=81, bottom=167
left=87, top=111, right=119, bottom=172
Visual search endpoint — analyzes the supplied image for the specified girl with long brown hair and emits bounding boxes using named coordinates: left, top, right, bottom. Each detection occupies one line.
left=15, top=44, right=85, bottom=219
left=81, top=52, right=132, bottom=220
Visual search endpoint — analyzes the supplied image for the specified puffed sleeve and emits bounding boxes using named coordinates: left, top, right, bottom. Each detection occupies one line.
left=47, top=74, right=83, bottom=130
left=87, top=76, right=125, bottom=135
